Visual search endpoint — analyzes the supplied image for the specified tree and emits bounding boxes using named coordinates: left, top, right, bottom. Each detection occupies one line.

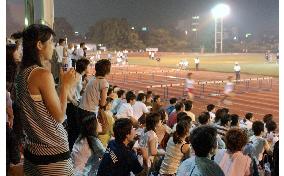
left=87, top=18, right=144, bottom=50
left=53, top=17, right=75, bottom=42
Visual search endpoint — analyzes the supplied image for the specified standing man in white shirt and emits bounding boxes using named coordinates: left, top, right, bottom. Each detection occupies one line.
left=133, top=93, right=149, bottom=120
left=234, top=62, right=241, bottom=80
left=55, top=38, right=67, bottom=68
left=77, top=42, right=85, bottom=59
left=194, top=56, right=200, bottom=71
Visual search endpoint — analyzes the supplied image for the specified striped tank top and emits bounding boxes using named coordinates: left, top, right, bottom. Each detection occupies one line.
left=16, top=65, right=70, bottom=157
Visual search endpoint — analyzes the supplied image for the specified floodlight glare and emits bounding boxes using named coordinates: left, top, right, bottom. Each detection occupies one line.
left=211, top=4, right=230, bottom=19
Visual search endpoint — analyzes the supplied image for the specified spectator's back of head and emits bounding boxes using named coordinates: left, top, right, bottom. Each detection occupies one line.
left=207, top=104, right=215, bottom=112
left=137, top=93, right=146, bottom=101
left=230, top=114, right=239, bottom=127
left=126, top=91, right=136, bottom=103
left=145, top=112, right=161, bottom=132
left=175, top=102, right=184, bottom=112
left=75, top=58, right=90, bottom=74
left=198, top=112, right=210, bottom=125
left=80, top=42, right=85, bottom=48
left=220, top=114, right=231, bottom=127
left=117, top=89, right=125, bottom=98
left=173, top=120, right=190, bottom=144
left=263, top=114, right=273, bottom=123
left=190, top=125, right=217, bottom=157
left=245, top=112, right=253, bottom=121
left=225, top=128, right=248, bottom=153
left=157, top=109, right=167, bottom=122
left=95, top=59, right=111, bottom=77
left=169, top=98, right=177, bottom=105
left=177, top=112, right=188, bottom=123
left=265, top=120, right=277, bottom=133
left=184, top=100, right=193, bottom=111
left=252, top=121, right=264, bottom=136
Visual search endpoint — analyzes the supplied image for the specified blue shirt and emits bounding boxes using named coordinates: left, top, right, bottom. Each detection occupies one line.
left=97, top=140, right=143, bottom=176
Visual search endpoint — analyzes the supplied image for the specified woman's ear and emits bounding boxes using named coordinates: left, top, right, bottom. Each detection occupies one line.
left=37, top=41, right=43, bottom=51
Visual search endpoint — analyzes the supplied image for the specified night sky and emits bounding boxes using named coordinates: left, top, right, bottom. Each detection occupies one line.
left=7, top=0, right=279, bottom=35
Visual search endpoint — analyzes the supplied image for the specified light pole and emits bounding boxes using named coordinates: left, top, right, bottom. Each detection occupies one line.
left=211, top=4, right=230, bottom=53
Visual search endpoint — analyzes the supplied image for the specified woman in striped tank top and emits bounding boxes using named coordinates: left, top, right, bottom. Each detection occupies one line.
left=16, top=24, right=77, bottom=175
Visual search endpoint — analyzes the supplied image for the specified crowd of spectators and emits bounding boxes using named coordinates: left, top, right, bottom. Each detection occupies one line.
left=6, top=24, right=279, bottom=176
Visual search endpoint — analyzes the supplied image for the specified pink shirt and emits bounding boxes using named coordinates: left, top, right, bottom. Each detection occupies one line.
left=214, top=150, right=251, bottom=176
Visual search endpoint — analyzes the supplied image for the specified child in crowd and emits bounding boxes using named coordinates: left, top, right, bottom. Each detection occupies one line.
left=72, top=115, right=105, bottom=175
left=98, top=97, right=115, bottom=147
left=159, top=120, right=191, bottom=175
left=138, top=113, right=165, bottom=173
left=214, top=128, right=252, bottom=176
left=207, top=104, right=216, bottom=123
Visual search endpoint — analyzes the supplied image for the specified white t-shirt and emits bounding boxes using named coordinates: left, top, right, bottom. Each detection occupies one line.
left=194, top=58, right=200, bottom=64
left=185, top=78, right=194, bottom=89
left=239, top=119, right=253, bottom=130
left=77, top=48, right=84, bottom=58
left=234, top=65, right=241, bottom=72
left=55, top=45, right=64, bottom=63
left=116, top=103, right=135, bottom=120
left=209, top=111, right=216, bottom=122
left=79, top=77, right=109, bottom=113
left=133, top=101, right=149, bottom=119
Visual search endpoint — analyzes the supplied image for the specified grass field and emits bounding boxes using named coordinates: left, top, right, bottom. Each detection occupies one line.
left=127, top=53, right=279, bottom=77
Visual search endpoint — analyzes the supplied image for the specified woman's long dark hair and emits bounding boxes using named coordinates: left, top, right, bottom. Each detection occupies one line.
left=78, top=115, right=98, bottom=153
left=173, top=120, right=190, bottom=144
left=6, top=44, right=18, bottom=83
left=21, top=24, right=55, bottom=70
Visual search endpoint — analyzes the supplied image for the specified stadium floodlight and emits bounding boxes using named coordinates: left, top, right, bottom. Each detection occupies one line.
left=211, top=4, right=230, bottom=19
left=211, top=4, right=230, bottom=53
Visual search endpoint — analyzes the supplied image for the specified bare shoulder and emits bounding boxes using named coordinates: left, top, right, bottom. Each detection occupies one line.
left=29, top=67, right=53, bottom=85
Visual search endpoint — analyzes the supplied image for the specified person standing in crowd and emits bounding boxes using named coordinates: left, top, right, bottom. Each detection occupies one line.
left=71, top=115, right=105, bottom=175
left=177, top=126, right=225, bottom=176
left=184, top=72, right=195, bottom=101
left=16, top=24, right=77, bottom=175
left=219, top=76, right=235, bottom=105
left=66, top=58, right=91, bottom=150
left=97, top=118, right=148, bottom=176
left=77, top=42, right=85, bottom=59
left=207, top=104, right=216, bottom=123
left=183, top=100, right=195, bottom=122
left=79, top=59, right=111, bottom=123
left=55, top=38, right=67, bottom=68
left=145, top=91, right=153, bottom=110
left=214, top=128, right=252, bottom=176
left=6, top=43, right=21, bottom=100
left=194, top=56, right=200, bottom=71
left=234, top=62, right=241, bottom=80
left=67, top=43, right=75, bottom=68
left=159, top=120, right=191, bottom=175
left=98, top=97, right=115, bottom=147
